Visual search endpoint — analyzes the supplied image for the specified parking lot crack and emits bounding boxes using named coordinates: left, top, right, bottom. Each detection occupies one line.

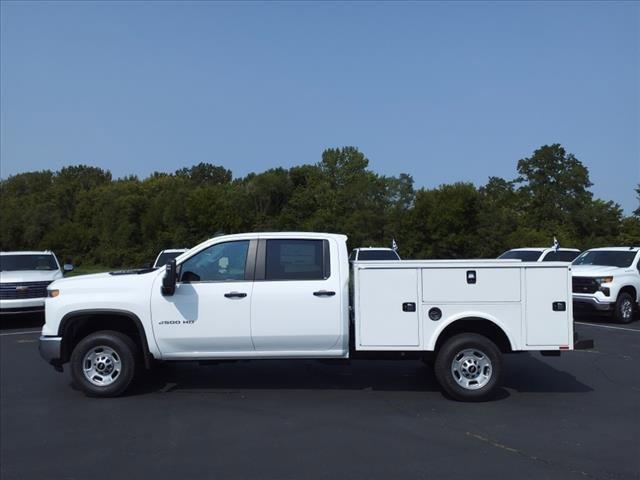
left=465, top=432, right=609, bottom=480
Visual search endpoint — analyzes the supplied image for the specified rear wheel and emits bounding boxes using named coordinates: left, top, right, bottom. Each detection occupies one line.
left=614, top=292, right=636, bottom=324
left=70, top=331, right=138, bottom=397
left=434, top=333, right=502, bottom=402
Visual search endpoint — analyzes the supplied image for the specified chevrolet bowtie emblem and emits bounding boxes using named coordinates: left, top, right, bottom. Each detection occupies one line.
left=15, top=286, right=29, bottom=292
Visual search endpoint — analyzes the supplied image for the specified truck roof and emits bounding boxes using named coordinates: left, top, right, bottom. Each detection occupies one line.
left=188, top=232, right=348, bottom=255
left=206, top=232, right=348, bottom=242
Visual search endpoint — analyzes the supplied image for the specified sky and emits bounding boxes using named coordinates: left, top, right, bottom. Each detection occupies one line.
left=1, top=1, right=638, bottom=213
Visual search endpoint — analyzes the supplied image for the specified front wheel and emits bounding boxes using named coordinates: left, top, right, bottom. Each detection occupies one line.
left=614, top=292, right=636, bottom=324
left=70, top=331, right=138, bottom=397
left=434, top=333, right=502, bottom=402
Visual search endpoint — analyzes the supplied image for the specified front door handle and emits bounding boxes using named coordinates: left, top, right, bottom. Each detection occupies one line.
left=313, top=290, right=336, bottom=297
left=224, top=291, right=247, bottom=298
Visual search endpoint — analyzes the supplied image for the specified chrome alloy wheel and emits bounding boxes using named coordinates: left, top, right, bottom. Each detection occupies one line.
left=621, top=299, right=633, bottom=320
left=82, top=346, right=122, bottom=387
left=451, top=348, right=492, bottom=390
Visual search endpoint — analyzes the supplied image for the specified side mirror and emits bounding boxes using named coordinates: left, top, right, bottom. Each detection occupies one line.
left=162, top=259, right=177, bottom=296
left=63, top=264, right=74, bottom=272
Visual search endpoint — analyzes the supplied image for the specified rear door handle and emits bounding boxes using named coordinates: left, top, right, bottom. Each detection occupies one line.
left=313, top=290, right=336, bottom=297
left=224, top=292, right=247, bottom=298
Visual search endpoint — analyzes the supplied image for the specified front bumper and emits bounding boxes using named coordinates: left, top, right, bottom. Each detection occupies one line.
left=0, top=298, right=45, bottom=315
left=573, top=295, right=615, bottom=313
left=39, top=336, right=63, bottom=371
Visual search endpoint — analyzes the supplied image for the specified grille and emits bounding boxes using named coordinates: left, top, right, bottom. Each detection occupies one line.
left=572, top=277, right=599, bottom=294
left=0, top=281, right=52, bottom=300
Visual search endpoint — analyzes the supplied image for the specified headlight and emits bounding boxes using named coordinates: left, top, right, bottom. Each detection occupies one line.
left=48, top=289, right=60, bottom=298
left=594, top=277, right=613, bottom=285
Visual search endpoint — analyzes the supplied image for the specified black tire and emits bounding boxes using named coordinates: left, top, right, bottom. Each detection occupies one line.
left=70, top=330, right=138, bottom=397
left=614, top=292, right=636, bottom=324
left=434, top=333, right=502, bottom=402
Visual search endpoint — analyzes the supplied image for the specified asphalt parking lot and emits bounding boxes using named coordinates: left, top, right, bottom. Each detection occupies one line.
left=1, top=315, right=639, bottom=480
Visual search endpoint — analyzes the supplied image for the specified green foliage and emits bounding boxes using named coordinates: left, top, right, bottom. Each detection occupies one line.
left=0, top=145, right=636, bottom=268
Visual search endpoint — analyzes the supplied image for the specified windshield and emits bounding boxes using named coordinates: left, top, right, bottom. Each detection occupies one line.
left=572, top=250, right=637, bottom=268
left=154, top=251, right=185, bottom=268
left=0, top=254, right=58, bottom=271
left=498, top=250, right=542, bottom=261
left=357, top=250, right=400, bottom=260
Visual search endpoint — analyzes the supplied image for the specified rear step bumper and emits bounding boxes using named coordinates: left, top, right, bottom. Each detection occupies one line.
left=541, top=333, right=594, bottom=356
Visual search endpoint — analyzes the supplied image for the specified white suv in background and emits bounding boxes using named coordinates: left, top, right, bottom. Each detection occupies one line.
left=498, top=247, right=581, bottom=262
left=0, top=251, right=72, bottom=315
left=572, top=247, right=640, bottom=323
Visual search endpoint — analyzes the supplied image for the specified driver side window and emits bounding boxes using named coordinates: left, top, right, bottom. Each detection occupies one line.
left=179, top=241, right=249, bottom=283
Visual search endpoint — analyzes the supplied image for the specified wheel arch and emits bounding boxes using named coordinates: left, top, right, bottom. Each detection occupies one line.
left=431, top=315, right=515, bottom=353
left=59, top=309, right=153, bottom=368
left=618, top=285, right=637, bottom=302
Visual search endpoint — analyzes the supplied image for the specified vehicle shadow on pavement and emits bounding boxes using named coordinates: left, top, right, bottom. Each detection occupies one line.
left=131, top=360, right=442, bottom=395
left=503, top=352, right=593, bottom=393
left=0, top=313, right=44, bottom=330
left=127, top=353, right=591, bottom=397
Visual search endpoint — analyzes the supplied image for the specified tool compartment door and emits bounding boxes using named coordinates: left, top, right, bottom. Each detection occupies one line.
left=422, top=267, right=521, bottom=303
left=525, top=266, right=571, bottom=347
left=357, top=268, right=420, bottom=347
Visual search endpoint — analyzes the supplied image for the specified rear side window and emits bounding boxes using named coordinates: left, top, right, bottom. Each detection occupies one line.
left=542, top=251, right=580, bottom=262
left=265, top=239, right=329, bottom=281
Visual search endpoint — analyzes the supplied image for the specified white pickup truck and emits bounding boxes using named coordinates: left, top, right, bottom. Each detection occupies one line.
left=39, top=232, right=593, bottom=401
left=572, top=247, right=640, bottom=323
left=1, top=251, right=72, bottom=315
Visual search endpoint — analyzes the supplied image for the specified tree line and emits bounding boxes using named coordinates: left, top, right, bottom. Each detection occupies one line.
left=1, top=144, right=638, bottom=267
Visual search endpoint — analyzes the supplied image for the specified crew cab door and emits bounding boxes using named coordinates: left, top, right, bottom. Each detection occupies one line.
left=150, top=240, right=256, bottom=357
left=250, top=238, right=342, bottom=351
